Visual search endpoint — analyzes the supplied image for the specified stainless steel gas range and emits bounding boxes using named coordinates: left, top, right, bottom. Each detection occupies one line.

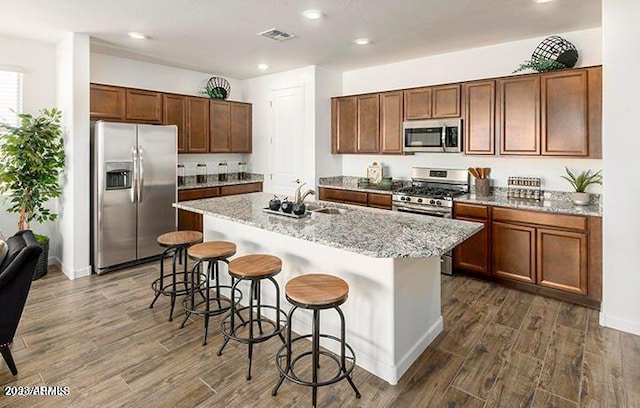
left=392, top=167, right=469, bottom=275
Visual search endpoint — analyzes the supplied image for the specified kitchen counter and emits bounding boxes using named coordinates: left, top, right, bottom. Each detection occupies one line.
left=174, top=192, right=482, bottom=258
left=178, top=174, right=263, bottom=190
left=317, top=176, right=406, bottom=195
left=455, top=193, right=602, bottom=217
left=175, top=191, right=483, bottom=385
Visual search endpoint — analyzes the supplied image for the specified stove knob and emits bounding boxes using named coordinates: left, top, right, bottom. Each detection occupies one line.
left=429, top=199, right=435, bottom=205
left=406, top=197, right=411, bottom=202
left=400, top=197, right=406, bottom=201
left=436, top=200, right=442, bottom=206
left=417, top=198, right=423, bottom=203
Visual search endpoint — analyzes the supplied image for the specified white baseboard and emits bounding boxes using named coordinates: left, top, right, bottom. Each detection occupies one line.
left=395, top=316, right=444, bottom=382
left=48, top=256, right=61, bottom=267
left=600, top=312, right=640, bottom=336
left=58, top=261, right=92, bottom=280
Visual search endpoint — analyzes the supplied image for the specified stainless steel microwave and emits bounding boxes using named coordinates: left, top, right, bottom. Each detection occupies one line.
left=403, top=118, right=462, bottom=153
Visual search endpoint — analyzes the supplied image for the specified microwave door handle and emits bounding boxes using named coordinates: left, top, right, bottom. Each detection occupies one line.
left=441, top=126, right=447, bottom=152
left=130, top=146, right=137, bottom=203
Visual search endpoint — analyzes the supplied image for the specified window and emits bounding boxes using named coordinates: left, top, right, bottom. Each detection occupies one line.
left=0, top=70, right=23, bottom=127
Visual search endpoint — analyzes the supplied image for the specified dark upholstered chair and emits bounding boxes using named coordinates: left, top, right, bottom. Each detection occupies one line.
left=0, top=230, right=42, bottom=375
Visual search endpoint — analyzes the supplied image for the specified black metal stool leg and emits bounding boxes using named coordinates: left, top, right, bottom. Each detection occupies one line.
left=337, top=306, right=361, bottom=398
left=272, top=305, right=296, bottom=396
left=168, top=249, right=180, bottom=321
left=150, top=247, right=172, bottom=309
left=203, top=261, right=212, bottom=346
left=214, top=261, right=222, bottom=309
left=180, top=260, right=201, bottom=329
left=256, top=280, right=264, bottom=335
left=312, top=309, right=320, bottom=407
left=246, top=279, right=256, bottom=380
left=218, top=276, right=243, bottom=356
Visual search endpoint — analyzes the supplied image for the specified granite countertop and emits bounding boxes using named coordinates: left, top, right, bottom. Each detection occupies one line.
left=174, top=192, right=483, bottom=258
left=455, top=193, right=602, bottom=217
left=178, top=174, right=264, bottom=190
left=317, top=176, right=407, bottom=195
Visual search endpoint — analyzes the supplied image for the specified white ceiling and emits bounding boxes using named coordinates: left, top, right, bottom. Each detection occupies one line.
left=0, top=0, right=601, bottom=79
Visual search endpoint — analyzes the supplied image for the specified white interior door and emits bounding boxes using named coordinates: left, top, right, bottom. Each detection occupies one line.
left=269, top=85, right=304, bottom=198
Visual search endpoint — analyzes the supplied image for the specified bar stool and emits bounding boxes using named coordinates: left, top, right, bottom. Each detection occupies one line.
left=218, top=254, right=288, bottom=380
left=180, top=241, right=243, bottom=345
left=149, top=230, right=202, bottom=321
left=272, top=274, right=361, bottom=407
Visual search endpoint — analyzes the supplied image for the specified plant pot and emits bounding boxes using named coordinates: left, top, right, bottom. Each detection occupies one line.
left=571, top=192, right=590, bottom=206
left=33, top=235, right=49, bottom=280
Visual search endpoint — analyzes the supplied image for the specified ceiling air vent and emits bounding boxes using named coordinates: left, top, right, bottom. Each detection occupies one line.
left=258, top=28, right=296, bottom=42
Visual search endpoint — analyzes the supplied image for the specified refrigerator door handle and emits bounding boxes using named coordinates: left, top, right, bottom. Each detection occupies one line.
left=131, top=146, right=137, bottom=203
left=138, top=146, right=144, bottom=202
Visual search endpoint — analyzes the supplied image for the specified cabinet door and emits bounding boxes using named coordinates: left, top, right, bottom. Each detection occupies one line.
left=380, top=91, right=404, bottom=154
left=186, top=97, right=209, bottom=153
left=230, top=103, right=252, bottom=153
left=125, top=89, right=163, bottom=123
left=163, top=94, right=187, bottom=153
left=404, top=87, right=432, bottom=120
left=492, top=221, right=536, bottom=283
left=209, top=100, right=231, bottom=153
left=537, top=228, right=588, bottom=295
left=432, top=84, right=461, bottom=118
left=332, top=97, right=357, bottom=153
left=90, top=84, right=125, bottom=120
left=497, top=76, right=540, bottom=155
left=541, top=70, right=589, bottom=156
left=357, top=94, right=380, bottom=153
left=454, top=217, right=490, bottom=276
left=367, top=193, right=392, bottom=210
left=219, top=182, right=262, bottom=196
left=587, top=67, right=602, bottom=159
left=464, top=80, right=495, bottom=155
left=178, top=210, right=203, bottom=232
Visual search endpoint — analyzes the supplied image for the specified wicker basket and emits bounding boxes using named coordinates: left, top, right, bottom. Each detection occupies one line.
left=33, top=236, right=49, bottom=280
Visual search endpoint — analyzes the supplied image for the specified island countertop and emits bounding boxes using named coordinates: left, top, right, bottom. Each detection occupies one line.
left=174, top=192, right=483, bottom=258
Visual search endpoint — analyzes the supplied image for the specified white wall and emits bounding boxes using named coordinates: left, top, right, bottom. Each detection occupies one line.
left=56, top=33, right=91, bottom=279
left=242, top=66, right=317, bottom=192
left=0, top=35, right=61, bottom=261
left=315, top=67, right=343, bottom=179
left=341, top=28, right=603, bottom=193
left=601, top=1, right=640, bottom=335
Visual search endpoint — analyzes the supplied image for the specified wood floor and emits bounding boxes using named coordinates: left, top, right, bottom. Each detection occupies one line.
left=1, top=262, right=638, bottom=407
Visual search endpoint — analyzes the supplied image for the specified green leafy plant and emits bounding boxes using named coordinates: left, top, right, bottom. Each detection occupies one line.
left=561, top=167, right=603, bottom=193
left=0, top=108, right=65, bottom=231
left=514, top=59, right=567, bottom=73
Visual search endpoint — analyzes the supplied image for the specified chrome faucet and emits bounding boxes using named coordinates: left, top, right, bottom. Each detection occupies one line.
left=293, top=180, right=316, bottom=204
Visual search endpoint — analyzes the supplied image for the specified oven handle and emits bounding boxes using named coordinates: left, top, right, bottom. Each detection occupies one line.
left=393, top=204, right=451, bottom=218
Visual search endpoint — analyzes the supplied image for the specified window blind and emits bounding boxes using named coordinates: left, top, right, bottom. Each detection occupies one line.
left=0, top=70, right=23, bottom=127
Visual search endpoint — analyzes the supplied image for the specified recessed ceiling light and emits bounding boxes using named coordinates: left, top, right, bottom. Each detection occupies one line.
left=128, top=32, right=147, bottom=40
left=532, top=0, right=554, bottom=3
left=354, top=38, right=371, bottom=46
left=302, top=9, right=323, bottom=20
left=258, top=63, right=269, bottom=71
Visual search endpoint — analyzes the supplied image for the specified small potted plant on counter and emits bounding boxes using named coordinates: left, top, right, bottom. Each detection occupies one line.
left=561, top=167, right=602, bottom=206
left=0, top=108, right=65, bottom=279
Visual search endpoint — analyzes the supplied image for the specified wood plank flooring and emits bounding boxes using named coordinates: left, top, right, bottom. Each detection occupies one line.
left=0, top=263, right=638, bottom=407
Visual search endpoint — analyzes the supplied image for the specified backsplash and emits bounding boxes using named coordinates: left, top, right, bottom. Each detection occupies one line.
left=178, top=153, right=249, bottom=176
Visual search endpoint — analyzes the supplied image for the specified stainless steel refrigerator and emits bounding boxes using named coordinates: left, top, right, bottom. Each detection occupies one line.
left=91, top=121, right=177, bottom=274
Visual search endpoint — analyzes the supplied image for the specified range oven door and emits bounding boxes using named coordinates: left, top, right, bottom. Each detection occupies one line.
left=392, top=202, right=454, bottom=275
left=403, top=119, right=462, bottom=153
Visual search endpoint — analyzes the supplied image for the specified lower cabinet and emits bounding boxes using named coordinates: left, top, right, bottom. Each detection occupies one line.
left=177, top=182, right=262, bottom=231
left=453, top=202, right=601, bottom=305
left=318, top=187, right=392, bottom=210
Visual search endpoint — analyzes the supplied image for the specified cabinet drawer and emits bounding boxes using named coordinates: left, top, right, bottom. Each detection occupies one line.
left=492, top=207, right=587, bottom=231
left=320, top=188, right=368, bottom=204
left=368, top=193, right=392, bottom=209
left=220, top=182, right=262, bottom=196
left=454, top=203, right=488, bottom=219
left=178, top=187, right=220, bottom=201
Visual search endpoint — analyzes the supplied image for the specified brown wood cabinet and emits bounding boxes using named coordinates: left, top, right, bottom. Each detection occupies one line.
left=209, top=100, right=231, bottom=152
left=125, top=89, right=163, bottom=123
left=463, top=80, right=496, bottom=155
left=332, top=96, right=357, bottom=153
left=492, top=221, right=536, bottom=283
left=541, top=70, right=589, bottom=156
left=380, top=91, right=404, bottom=154
left=537, top=228, right=588, bottom=295
left=230, top=102, right=252, bottom=153
left=177, top=183, right=263, bottom=231
left=319, top=188, right=393, bottom=209
left=163, top=94, right=187, bottom=153
left=453, top=203, right=491, bottom=276
left=367, top=193, right=392, bottom=210
left=357, top=94, right=380, bottom=153
left=404, top=84, right=460, bottom=120
left=497, top=75, right=541, bottom=155
left=186, top=97, right=210, bottom=153
left=90, top=84, right=125, bottom=120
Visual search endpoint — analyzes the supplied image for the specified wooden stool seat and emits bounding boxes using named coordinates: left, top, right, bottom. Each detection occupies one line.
left=285, top=274, right=349, bottom=307
left=157, top=230, right=203, bottom=247
left=228, top=254, right=282, bottom=278
left=188, top=241, right=237, bottom=260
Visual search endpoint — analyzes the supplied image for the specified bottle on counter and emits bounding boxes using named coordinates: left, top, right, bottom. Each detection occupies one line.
left=238, top=161, right=248, bottom=180
left=196, top=163, right=208, bottom=184
left=218, top=161, right=228, bottom=182
left=177, top=163, right=186, bottom=186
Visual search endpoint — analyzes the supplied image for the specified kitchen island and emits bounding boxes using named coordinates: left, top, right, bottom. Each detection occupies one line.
left=175, top=192, right=482, bottom=385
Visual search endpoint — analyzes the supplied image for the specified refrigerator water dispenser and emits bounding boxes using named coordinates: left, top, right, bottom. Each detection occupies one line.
left=105, top=162, right=133, bottom=190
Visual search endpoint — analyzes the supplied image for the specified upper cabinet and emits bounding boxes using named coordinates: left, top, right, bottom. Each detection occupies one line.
left=404, top=84, right=461, bottom=120
left=356, top=94, right=380, bottom=153
left=463, top=80, right=496, bottom=155
left=91, top=83, right=253, bottom=154
left=332, top=94, right=382, bottom=154
left=497, top=75, right=541, bottom=155
left=90, top=84, right=125, bottom=120
left=380, top=91, right=404, bottom=154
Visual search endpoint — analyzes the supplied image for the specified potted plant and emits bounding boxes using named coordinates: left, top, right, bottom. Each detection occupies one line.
left=0, top=108, right=65, bottom=279
left=561, top=167, right=602, bottom=206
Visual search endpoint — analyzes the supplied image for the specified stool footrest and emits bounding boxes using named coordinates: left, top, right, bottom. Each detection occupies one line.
left=180, top=285, right=243, bottom=317
left=220, top=305, right=287, bottom=344
left=151, top=278, right=201, bottom=297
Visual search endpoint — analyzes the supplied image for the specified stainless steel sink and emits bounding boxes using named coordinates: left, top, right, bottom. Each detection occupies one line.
left=305, top=204, right=326, bottom=212
left=312, top=207, right=350, bottom=215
